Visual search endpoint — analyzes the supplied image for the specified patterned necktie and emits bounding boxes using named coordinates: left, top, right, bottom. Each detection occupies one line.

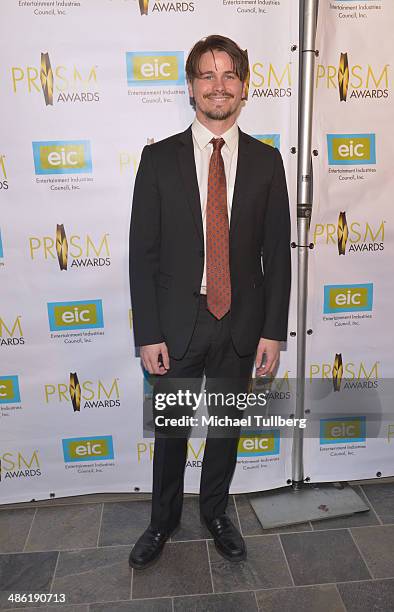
left=206, top=137, right=231, bottom=319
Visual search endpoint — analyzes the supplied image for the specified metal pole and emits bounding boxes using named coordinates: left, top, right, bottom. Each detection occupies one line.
left=250, top=0, right=369, bottom=526
left=292, top=0, right=319, bottom=486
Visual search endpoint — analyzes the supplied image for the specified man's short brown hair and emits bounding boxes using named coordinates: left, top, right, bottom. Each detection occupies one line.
left=185, top=34, right=249, bottom=83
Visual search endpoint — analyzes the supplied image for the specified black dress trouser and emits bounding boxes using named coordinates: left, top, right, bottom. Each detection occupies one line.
left=150, top=295, right=255, bottom=533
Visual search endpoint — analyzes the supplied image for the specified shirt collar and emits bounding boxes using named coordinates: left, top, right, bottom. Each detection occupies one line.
left=192, top=117, right=238, bottom=153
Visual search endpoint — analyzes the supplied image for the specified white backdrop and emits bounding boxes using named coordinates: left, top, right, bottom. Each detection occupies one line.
left=0, top=0, right=299, bottom=503
left=304, top=0, right=394, bottom=482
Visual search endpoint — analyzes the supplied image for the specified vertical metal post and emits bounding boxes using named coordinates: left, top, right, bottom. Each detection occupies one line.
left=292, top=0, right=319, bottom=486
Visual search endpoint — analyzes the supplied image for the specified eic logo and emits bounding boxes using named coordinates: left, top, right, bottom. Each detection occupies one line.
left=62, top=436, right=114, bottom=462
left=0, top=376, right=21, bottom=404
left=237, top=430, right=280, bottom=456
left=324, top=284, right=373, bottom=314
left=320, top=417, right=366, bottom=444
left=253, top=134, right=280, bottom=150
left=32, top=140, right=92, bottom=175
left=327, top=134, right=376, bottom=165
left=126, top=52, right=185, bottom=86
left=47, top=300, right=104, bottom=331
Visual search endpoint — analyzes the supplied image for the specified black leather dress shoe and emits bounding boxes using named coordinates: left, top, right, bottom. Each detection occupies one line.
left=129, top=525, right=175, bottom=569
left=205, top=514, right=246, bottom=561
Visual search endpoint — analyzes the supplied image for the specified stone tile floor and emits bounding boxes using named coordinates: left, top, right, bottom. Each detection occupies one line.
left=0, top=481, right=394, bottom=611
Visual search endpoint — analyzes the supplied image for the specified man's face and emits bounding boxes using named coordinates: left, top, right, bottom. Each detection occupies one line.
left=188, top=49, right=246, bottom=122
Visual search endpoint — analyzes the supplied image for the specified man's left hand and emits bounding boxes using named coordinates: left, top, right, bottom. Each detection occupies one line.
left=255, top=338, right=280, bottom=377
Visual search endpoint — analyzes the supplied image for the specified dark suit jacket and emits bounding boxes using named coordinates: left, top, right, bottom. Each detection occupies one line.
left=129, top=126, right=291, bottom=360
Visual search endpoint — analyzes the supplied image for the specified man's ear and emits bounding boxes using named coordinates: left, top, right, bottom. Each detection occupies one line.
left=187, top=78, right=194, bottom=99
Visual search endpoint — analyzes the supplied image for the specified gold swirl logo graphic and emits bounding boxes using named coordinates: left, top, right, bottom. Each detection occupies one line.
left=338, top=52, right=349, bottom=102
left=139, top=0, right=149, bottom=15
left=337, top=212, right=349, bottom=256
left=69, top=372, right=81, bottom=412
left=332, top=353, right=343, bottom=392
left=56, top=224, right=68, bottom=271
left=40, top=52, right=53, bottom=106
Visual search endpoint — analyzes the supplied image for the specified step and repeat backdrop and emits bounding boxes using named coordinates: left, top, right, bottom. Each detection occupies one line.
left=1, top=1, right=392, bottom=505
left=0, top=0, right=299, bottom=503
left=305, top=0, right=394, bottom=482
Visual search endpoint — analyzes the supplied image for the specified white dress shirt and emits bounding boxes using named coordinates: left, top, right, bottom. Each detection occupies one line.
left=191, top=117, right=239, bottom=294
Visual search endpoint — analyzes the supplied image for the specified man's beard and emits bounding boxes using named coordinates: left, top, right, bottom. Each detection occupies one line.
left=202, top=107, right=234, bottom=121
left=199, top=97, right=236, bottom=121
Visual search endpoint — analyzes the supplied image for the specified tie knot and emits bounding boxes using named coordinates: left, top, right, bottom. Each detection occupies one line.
left=210, top=137, right=225, bottom=152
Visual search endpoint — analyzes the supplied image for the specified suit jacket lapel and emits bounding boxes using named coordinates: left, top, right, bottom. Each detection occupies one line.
left=177, top=127, right=203, bottom=244
left=230, top=128, right=250, bottom=239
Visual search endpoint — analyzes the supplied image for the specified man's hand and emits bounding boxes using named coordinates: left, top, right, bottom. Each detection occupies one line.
left=140, top=342, right=170, bottom=375
left=255, top=338, right=280, bottom=377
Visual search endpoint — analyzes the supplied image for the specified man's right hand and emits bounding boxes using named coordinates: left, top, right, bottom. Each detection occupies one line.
left=140, top=342, right=170, bottom=375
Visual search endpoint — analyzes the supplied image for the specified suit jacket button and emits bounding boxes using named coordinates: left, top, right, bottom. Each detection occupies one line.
left=193, top=291, right=199, bottom=298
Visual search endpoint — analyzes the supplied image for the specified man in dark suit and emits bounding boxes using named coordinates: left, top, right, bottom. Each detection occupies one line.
left=129, top=34, right=291, bottom=569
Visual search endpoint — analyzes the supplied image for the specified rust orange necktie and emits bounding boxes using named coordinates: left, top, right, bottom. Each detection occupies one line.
left=206, top=137, right=231, bottom=319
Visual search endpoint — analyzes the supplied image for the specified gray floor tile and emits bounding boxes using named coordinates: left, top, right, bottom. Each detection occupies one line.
left=361, top=483, right=394, bottom=524
left=91, top=599, right=172, bottom=612
left=51, top=546, right=131, bottom=604
left=235, top=494, right=312, bottom=536
left=208, top=535, right=292, bottom=593
left=337, top=578, right=394, bottom=612
left=255, top=585, right=346, bottom=612
left=171, top=496, right=239, bottom=542
left=0, top=552, right=58, bottom=609
left=311, top=486, right=379, bottom=531
left=132, top=540, right=212, bottom=599
left=174, top=591, right=258, bottom=611
left=25, top=505, right=101, bottom=552
left=0, top=509, right=36, bottom=553
left=280, top=530, right=371, bottom=585
left=99, top=501, right=151, bottom=547
left=350, top=525, right=394, bottom=579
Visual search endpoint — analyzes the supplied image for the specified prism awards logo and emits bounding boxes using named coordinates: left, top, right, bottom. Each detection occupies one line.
left=327, top=134, right=376, bottom=165
left=0, top=316, right=25, bottom=347
left=29, top=225, right=111, bottom=270
left=250, top=60, right=292, bottom=99
left=62, top=435, right=114, bottom=462
left=45, top=374, right=120, bottom=410
left=253, top=134, right=280, bottom=150
left=238, top=430, right=280, bottom=457
left=320, top=417, right=366, bottom=445
left=12, top=53, right=99, bottom=105
left=309, top=354, right=379, bottom=391
left=313, top=212, right=385, bottom=255
left=324, top=284, right=373, bottom=314
left=316, top=53, right=390, bottom=101
left=47, top=300, right=104, bottom=331
left=32, top=140, right=92, bottom=175
left=126, top=52, right=185, bottom=87
left=0, top=449, right=42, bottom=482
